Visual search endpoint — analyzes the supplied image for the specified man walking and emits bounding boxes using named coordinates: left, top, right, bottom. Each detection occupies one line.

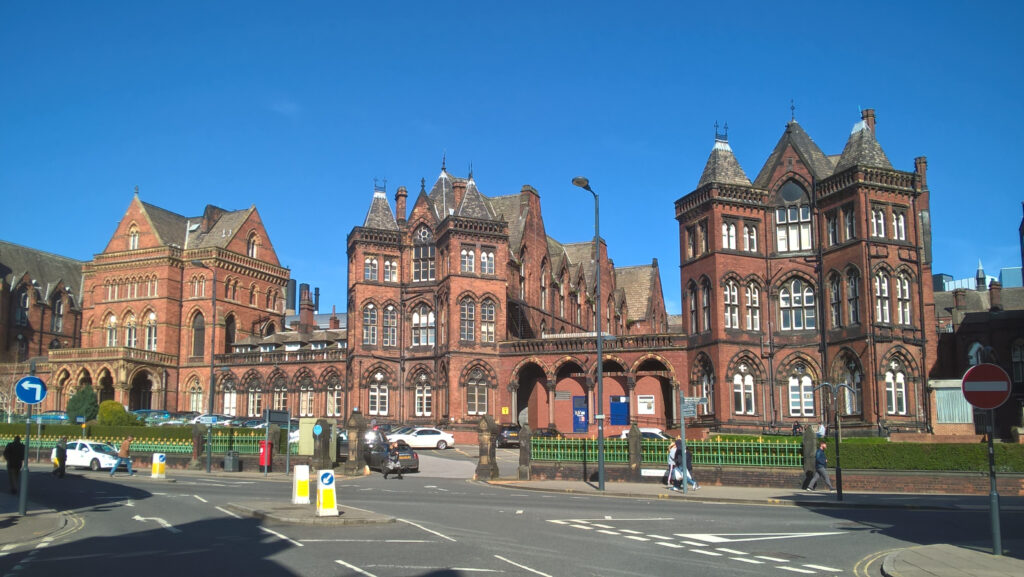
left=52, top=436, right=68, bottom=478
left=110, top=436, right=135, bottom=477
left=4, top=436, right=25, bottom=494
left=806, top=441, right=835, bottom=491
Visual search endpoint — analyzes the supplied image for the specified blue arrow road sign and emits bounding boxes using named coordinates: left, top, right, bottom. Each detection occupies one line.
left=15, top=376, right=47, bottom=405
left=320, top=472, right=334, bottom=486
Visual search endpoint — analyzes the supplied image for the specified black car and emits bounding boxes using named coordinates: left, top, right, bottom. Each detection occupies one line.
left=531, top=427, right=562, bottom=439
left=496, top=424, right=521, bottom=448
left=363, top=438, right=419, bottom=473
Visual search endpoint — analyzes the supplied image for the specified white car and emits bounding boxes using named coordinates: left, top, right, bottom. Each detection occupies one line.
left=51, top=440, right=128, bottom=471
left=619, top=427, right=670, bottom=440
left=387, top=427, right=455, bottom=449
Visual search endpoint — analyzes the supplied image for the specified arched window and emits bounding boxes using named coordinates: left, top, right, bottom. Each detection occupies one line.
left=874, top=272, right=891, bottom=323
left=687, top=283, right=698, bottom=334
left=123, top=314, right=137, bottom=348
left=383, top=259, right=398, bottom=282
left=744, top=284, right=760, bottom=331
left=222, top=380, right=238, bottom=416
left=382, top=305, right=397, bottom=347
left=369, top=372, right=388, bottom=416
left=893, top=211, right=907, bottom=240
left=697, top=361, right=714, bottom=415
left=829, top=274, right=843, bottom=329
left=896, top=274, right=912, bottom=326
left=1011, top=340, right=1024, bottom=384
left=701, top=279, right=711, bottom=331
left=787, top=365, right=815, bottom=417
left=325, top=374, right=342, bottom=417
left=362, top=304, right=377, bottom=345
left=721, top=222, right=736, bottom=250
left=459, top=298, right=476, bottom=341
left=779, top=278, right=815, bottom=331
left=247, top=385, right=263, bottom=417
left=559, top=277, right=565, bottom=317
left=411, top=305, right=435, bottom=346
left=884, top=361, right=907, bottom=415
left=413, top=227, right=435, bottom=282
left=743, top=224, right=758, bottom=252
left=129, top=226, right=140, bottom=250
left=481, top=299, right=496, bottom=343
left=224, top=315, right=236, bottom=353
left=247, top=233, right=259, bottom=258
left=188, top=379, right=204, bottom=412
left=414, top=374, right=432, bottom=417
left=272, top=377, right=288, bottom=412
left=460, top=248, right=475, bottom=273
left=871, top=207, right=887, bottom=238
left=967, top=342, right=984, bottom=367
left=723, top=281, right=739, bottom=329
left=466, top=368, right=488, bottom=415
left=840, top=362, right=862, bottom=416
left=14, top=288, right=29, bottom=326
left=732, top=365, right=755, bottom=415
left=540, top=270, right=548, bottom=311
left=144, top=312, right=157, bottom=350
left=191, top=313, right=205, bottom=358
left=775, top=181, right=811, bottom=252
left=106, top=314, right=118, bottom=347
left=363, top=257, right=378, bottom=281
left=51, top=296, right=64, bottom=332
left=481, top=250, right=495, bottom=275
left=249, top=284, right=257, bottom=306
left=847, top=271, right=861, bottom=324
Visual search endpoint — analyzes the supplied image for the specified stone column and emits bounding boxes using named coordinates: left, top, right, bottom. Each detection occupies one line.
left=546, top=378, right=556, bottom=427
left=343, top=409, right=367, bottom=476
left=626, top=423, right=642, bottom=481
left=311, top=418, right=333, bottom=471
left=518, top=424, right=532, bottom=480
left=475, top=415, right=499, bottom=480
left=626, top=375, right=637, bottom=424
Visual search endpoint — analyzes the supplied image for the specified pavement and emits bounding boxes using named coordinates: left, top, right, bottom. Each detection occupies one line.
left=3, top=465, right=1024, bottom=577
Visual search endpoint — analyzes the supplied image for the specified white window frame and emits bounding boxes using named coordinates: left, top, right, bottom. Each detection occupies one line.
left=733, top=372, right=755, bottom=415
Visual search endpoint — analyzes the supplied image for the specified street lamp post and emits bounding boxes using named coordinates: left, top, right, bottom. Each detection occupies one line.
left=191, top=260, right=216, bottom=474
left=813, top=380, right=854, bottom=501
left=572, top=176, right=604, bottom=491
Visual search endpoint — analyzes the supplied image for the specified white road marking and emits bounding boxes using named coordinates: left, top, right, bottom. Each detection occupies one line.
left=215, top=506, right=241, bottom=519
left=399, top=518, right=457, bottom=542
left=548, top=520, right=569, bottom=525
left=336, top=559, right=377, bottom=576
left=495, top=554, right=553, bottom=577
left=2, top=545, right=15, bottom=552
left=592, top=523, right=614, bottom=529
left=370, top=566, right=497, bottom=573
left=132, top=515, right=181, bottom=533
left=779, top=567, right=816, bottom=574
left=656, top=542, right=684, bottom=549
left=625, top=536, right=649, bottom=542
left=804, top=564, right=842, bottom=571
left=515, top=510, right=523, bottom=515
left=647, top=534, right=672, bottom=540
left=755, top=555, right=789, bottom=562
left=692, top=549, right=722, bottom=556
left=683, top=541, right=707, bottom=547
left=716, top=548, right=747, bottom=555
left=303, top=539, right=432, bottom=543
left=570, top=524, right=593, bottom=530
left=597, top=530, right=619, bottom=536
left=676, top=532, right=843, bottom=543
left=733, top=557, right=763, bottom=564
left=259, top=526, right=303, bottom=547
left=193, top=495, right=207, bottom=503
left=34, top=542, right=50, bottom=549
left=619, top=529, right=642, bottom=535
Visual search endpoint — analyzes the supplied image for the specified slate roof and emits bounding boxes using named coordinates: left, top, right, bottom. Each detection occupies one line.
left=456, top=178, right=498, bottom=220
left=427, top=169, right=456, bottom=220
left=667, top=313, right=684, bottom=333
left=614, top=264, right=655, bottom=321
left=140, top=201, right=255, bottom=249
left=0, top=240, right=85, bottom=304
left=934, top=287, right=1024, bottom=317
left=562, top=242, right=595, bottom=293
left=189, top=207, right=256, bottom=249
left=546, top=236, right=567, bottom=278
left=487, top=194, right=526, bottom=253
left=362, top=191, right=399, bottom=231
left=752, top=121, right=836, bottom=188
left=697, top=139, right=752, bottom=188
left=141, top=201, right=188, bottom=247
left=833, top=121, right=893, bottom=173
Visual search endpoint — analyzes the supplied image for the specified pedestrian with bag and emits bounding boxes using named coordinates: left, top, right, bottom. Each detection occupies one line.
left=110, top=436, right=135, bottom=477
left=52, top=436, right=68, bottom=478
left=382, top=441, right=403, bottom=480
left=683, top=446, right=700, bottom=490
left=806, top=441, right=835, bottom=491
left=4, top=436, right=25, bottom=494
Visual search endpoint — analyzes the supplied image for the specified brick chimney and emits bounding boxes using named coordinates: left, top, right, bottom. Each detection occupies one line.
left=298, top=283, right=316, bottom=334
left=861, top=108, right=876, bottom=135
left=452, top=179, right=466, bottom=213
left=395, top=186, right=407, bottom=224
left=329, top=305, right=340, bottom=330
left=953, top=288, right=966, bottom=310
left=914, top=156, right=927, bottom=189
left=989, top=281, right=1003, bottom=312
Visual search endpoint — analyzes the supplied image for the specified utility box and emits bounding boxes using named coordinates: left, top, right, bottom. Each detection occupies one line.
left=223, top=450, right=240, bottom=472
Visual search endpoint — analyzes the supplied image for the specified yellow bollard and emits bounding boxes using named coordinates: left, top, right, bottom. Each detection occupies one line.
left=151, top=453, right=166, bottom=479
left=292, top=464, right=310, bottom=505
left=315, top=470, right=338, bottom=517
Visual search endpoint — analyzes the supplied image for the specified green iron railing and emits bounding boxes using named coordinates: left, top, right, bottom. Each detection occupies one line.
left=0, top=435, right=299, bottom=456
left=534, top=437, right=802, bottom=468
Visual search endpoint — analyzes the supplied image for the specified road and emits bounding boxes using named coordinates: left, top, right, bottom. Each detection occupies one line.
left=1, top=449, right=1018, bottom=576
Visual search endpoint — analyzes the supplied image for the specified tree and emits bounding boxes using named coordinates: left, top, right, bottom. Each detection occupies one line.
left=98, top=400, right=138, bottom=426
left=66, top=386, right=99, bottom=424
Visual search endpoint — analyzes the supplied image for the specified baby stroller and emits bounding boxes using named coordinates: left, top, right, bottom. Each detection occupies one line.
left=382, top=445, right=403, bottom=479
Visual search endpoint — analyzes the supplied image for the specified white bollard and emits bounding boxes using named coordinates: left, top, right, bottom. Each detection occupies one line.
left=292, top=464, right=310, bottom=504
left=151, top=453, right=166, bottom=479
left=315, top=469, right=338, bottom=516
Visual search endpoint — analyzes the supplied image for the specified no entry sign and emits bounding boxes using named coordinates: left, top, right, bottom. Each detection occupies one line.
left=961, top=363, right=1012, bottom=410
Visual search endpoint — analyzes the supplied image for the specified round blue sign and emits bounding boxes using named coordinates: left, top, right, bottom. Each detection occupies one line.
left=313, top=424, right=323, bottom=436
left=320, top=472, right=334, bottom=486
left=15, top=376, right=47, bottom=405
left=157, top=454, right=166, bottom=463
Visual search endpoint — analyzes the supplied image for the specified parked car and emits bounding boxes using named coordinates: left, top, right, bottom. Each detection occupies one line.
left=131, top=409, right=171, bottom=425
left=36, top=410, right=68, bottom=424
left=387, top=427, right=455, bottom=449
left=363, top=439, right=419, bottom=473
left=51, top=440, right=129, bottom=471
left=531, top=427, right=562, bottom=439
left=156, top=411, right=200, bottom=426
left=619, top=427, right=670, bottom=440
left=192, top=413, right=233, bottom=426
left=496, top=424, right=522, bottom=448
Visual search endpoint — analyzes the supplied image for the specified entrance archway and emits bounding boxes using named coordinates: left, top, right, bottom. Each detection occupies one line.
left=98, top=370, right=115, bottom=403
left=129, top=370, right=153, bottom=411
left=515, top=363, right=548, bottom=428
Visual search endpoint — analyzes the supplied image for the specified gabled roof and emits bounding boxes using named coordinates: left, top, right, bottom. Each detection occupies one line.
left=562, top=242, right=595, bottom=293
left=428, top=169, right=456, bottom=220
left=141, top=201, right=188, bottom=247
left=546, top=236, right=567, bottom=278
left=614, top=264, right=655, bottom=321
left=362, top=190, right=399, bottom=231
left=0, top=240, right=84, bottom=304
left=456, top=177, right=497, bottom=220
left=833, top=121, right=893, bottom=173
left=140, top=201, right=256, bottom=250
left=697, top=139, right=752, bottom=188
left=188, top=207, right=256, bottom=249
left=753, top=121, right=836, bottom=188
left=487, top=194, right=526, bottom=252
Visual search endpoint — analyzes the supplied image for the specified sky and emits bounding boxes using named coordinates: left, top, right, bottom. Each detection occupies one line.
left=2, top=1, right=1022, bottom=315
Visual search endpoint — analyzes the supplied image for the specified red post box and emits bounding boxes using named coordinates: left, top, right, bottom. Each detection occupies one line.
left=259, top=440, right=273, bottom=472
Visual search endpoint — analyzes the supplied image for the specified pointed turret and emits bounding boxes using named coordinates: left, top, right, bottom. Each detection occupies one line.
left=427, top=158, right=456, bottom=220
left=456, top=172, right=497, bottom=220
left=753, top=120, right=835, bottom=188
left=697, top=124, right=751, bottom=188
left=976, top=260, right=986, bottom=291
left=362, top=185, right=399, bottom=231
left=834, top=108, right=892, bottom=173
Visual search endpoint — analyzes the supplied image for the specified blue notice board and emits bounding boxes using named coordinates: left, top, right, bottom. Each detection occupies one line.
left=572, top=396, right=588, bottom=433
left=609, top=396, right=629, bottom=426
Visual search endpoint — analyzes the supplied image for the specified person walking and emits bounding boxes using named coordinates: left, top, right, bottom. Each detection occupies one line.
left=52, top=436, right=68, bottom=478
left=382, top=442, right=403, bottom=480
left=683, top=446, right=700, bottom=490
left=666, top=439, right=683, bottom=490
left=110, top=436, right=135, bottom=477
left=806, top=441, right=834, bottom=491
left=4, top=436, right=25, bottom=494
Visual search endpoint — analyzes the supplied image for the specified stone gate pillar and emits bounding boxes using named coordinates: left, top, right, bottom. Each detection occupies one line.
left=344, top=409, right=367, bottom=476
left=475, top=415, right=499, bottom=480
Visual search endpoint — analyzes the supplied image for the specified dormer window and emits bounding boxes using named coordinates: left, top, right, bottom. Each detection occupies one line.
left=247, top=232, right=259, bottom=258
left=775, top=181, right=811, bottom=252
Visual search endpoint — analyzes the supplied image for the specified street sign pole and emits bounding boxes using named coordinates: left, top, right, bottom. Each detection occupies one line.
left=961, top=363, right=1011, bottom=556
left=986, top=409, right=1002, bottom=556
left=679, top=393, right=687, bottom=495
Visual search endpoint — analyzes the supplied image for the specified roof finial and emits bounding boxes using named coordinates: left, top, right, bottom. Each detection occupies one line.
left=790, top=99, right=796, bottom=121
left=441, top=152, right=446, bottom=172
left=468, top=162, right=473, bottom=180
left=420, top=177, right=426, bottom=193
left=134, top=185, right=139, bottom=196
left=373, top=178, right=387, bottom=193
left=714, top=121, right=728, bottom=142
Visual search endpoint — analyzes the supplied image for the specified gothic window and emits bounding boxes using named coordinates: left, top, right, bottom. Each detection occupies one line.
left=518, top=257, right=526, bottom=300
left=414, top=375, right=432, bottom=417
left=123, top=314, right=137, bottom=348
left=701, top=279, right=711, bottom=332
left=723, top=281, right=739, bottom=329
left=222, top=383, right=237, bottom=416
left=697, top=361, right=714, bottom=415
left=362, top=304, right=377, bottom=345
left=871, top=207, right=887, bottom=238
left=686, top=226, right=696, bottom=259
left=413, top=228, right=436, bottom=282
left=699, top=221, right=708, bottom=254
left=574, top=291, right=581, bottom=325
left=847, top=271, right=861, bottom=324
left=460, top=248, right=475, bottom=273
left=142, top=312, right=157, bottom=350
left=480, top=250, right=495, bottom=275
left=369, top=373, right=388, bottom=416
left=743, top=224, right=758, bottom=252
left=688, top=283, right=698, bottom=334
left=844, top=206, right=856, bottom=240
left=364, top=257, right=378, bottom=281
left=249, top=284, right=257, bottom=306
left=459, top=298, right=476, bottom=341
left=224, top=314, right=236, bottom=353
left=892, top=211, right=907, bottom=241
left=14, top=289, right=29, bottom=326
left=106, top=314, right=118, bottom=347
left=299, top=378, right=314, bottom=417
left=967, top=342, right=984, bottom=367
left=774, top=181, right=812, bottom=252
left=272, top=377, right=287, bottom=411
left=779, top=278, right=815, bottom=331
left=874, top=272, right=891, bottom=323
left=383, top=259, right=398, bottom=282
left=732, top=365, right=755, bottom=415
left=382, top=305, right=397, bottom=347
left=480, top=299, right=496, bottom=343
left=826, top=213, right=838, bottom=246
left=787, top=366, right=815, bottom=417
left=129, top=226, right=139, bottom=250
left=540, top=270, right=548, bottom=311
left=1011, top=340, right=1024, bottom=384
left=884, top=361, right=907, bottom=415
left=829, top=274, right=842, bottom=329
left=896, top=274, right=912, bottom=326
left=247, top=233, right=259, bottom=258
left=326, top=375, right=342, bottom=417
left=191, top=313, right=205, bottom=357
left=247, top=385, right=263, bottom=417
left=840, top=363, right=863, bottom=416
left=411, top=305, right=435, bottom=346
left=721, top=222, right=736, bottom=250
left=466, top=368, right=488, bottom=415
left=51, top=297, right=64, bottom=332
left=744, top=283, right=760, bottom=331
left=188, top=379, right=204, bottom=413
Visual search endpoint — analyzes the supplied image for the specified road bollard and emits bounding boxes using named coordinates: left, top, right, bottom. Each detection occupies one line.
left=292, top=464, right=310, bottom=505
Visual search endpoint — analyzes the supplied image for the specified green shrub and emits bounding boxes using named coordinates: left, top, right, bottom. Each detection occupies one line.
left=97, top=401, right=139, bottom=426
left=66, top=386, right=99, bottom=424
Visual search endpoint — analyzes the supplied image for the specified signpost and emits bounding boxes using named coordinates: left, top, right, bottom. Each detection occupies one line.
left=962, top=363, right=1012, bottom=556
left=14, top=371, right=47, bottom=516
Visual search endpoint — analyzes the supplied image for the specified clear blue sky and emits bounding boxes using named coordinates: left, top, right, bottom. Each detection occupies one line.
left=3, top=1, right=1022, bottom=315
